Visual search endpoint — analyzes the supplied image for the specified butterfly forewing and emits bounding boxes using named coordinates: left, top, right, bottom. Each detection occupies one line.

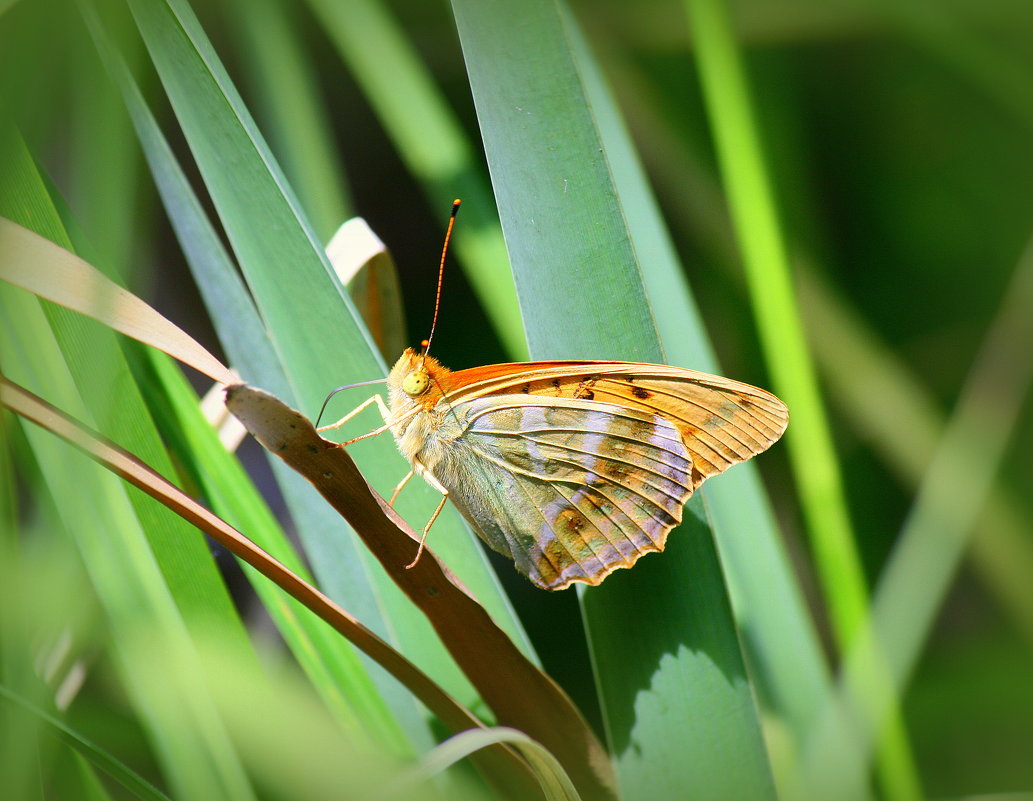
left=444, top=362, right=788, bottom=481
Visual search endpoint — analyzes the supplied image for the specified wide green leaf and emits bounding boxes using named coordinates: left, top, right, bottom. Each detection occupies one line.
left=452, top=1, right=776, bottom=798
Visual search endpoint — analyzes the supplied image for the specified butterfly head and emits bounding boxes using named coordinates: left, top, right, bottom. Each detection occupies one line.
left=388, top=348, right=452, bottom=411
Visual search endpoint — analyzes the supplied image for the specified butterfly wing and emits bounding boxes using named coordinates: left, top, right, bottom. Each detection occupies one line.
left=442, top=361, right=788, bottom=482
left=428, top=394, right=696, bottom=590
left=389, top=352, right=787, bottom=590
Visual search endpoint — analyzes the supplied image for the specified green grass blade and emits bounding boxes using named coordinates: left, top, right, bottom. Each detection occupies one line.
left=683, top=0, right=866, bottom=650
left=683, top=0, right=919, bottom=797
left=566, top=9, right=830, bottom=753
left=380, top=727, right=582, bottom=801
left=0, top=142, right=252, bottom=663
left=0, top=684, right=173, bottom=801
left=0, top=138, right=256, bottom=801
left=78, top=5, right=419, bottom=748
left=452, top=1, right=777, bottom=798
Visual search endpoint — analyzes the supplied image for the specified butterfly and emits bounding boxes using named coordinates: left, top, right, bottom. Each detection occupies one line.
left=323, top=348, right=787, bottom=591
left=321, top=202, right=788, bottom=590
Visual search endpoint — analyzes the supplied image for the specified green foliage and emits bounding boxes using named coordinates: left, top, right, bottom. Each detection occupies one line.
left=2, top=0, right=1032, bottom=799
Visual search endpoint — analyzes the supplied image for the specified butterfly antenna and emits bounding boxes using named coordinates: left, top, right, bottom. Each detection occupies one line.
left=315, top=378, right=388, bottom=428
left=421, top=198, right=461, bottom=360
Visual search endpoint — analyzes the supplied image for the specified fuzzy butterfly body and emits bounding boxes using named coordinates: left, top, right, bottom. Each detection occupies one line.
left=385, top=348, right=788, bottom=591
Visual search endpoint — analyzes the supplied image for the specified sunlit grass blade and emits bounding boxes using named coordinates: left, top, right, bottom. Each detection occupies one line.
left=682, top=0, right=921, bottom=797
left=0, top=377, right=500, bottom=745
left=374, top=727, right=582, bottom=801
left=0, top=200, right=256, bottom=801
left=682, top=0, right=865, bottom=653
left=327, top=217, right=409, bottom=361
left=0, top=217, right=232, bottom=384
left=0, top=219, right=390, bottom=728
left=803, top=234, right=1033, bottom=796
left=452, top=0, right=776, bottom=798
left=303, top=0, right=527, bottom=359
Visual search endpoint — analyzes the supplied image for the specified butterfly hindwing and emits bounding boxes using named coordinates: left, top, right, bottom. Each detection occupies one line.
left=428, top=394, right=696, bottom=590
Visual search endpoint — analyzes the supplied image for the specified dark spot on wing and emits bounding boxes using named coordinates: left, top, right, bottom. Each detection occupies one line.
left=679, top=423, right=702, bottom=440
left=603, top=460, right=630, bottom=479
left=521, top=383, right=531, bottom=394
left=558, top=508, right=589, bottom=537
left=540, top=531, right=579, bottom=580
left=574, top=376, right=598, bottom=400
left=631, top=386, right=651, bottom=400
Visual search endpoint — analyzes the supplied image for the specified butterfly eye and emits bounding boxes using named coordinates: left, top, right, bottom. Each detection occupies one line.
left=402, top=369, right=431, bottom=397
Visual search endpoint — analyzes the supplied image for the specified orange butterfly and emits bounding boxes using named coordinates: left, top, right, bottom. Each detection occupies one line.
left=322, top=202, right=788, bottom=590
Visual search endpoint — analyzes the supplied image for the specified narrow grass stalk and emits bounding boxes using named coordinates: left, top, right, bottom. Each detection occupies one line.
left=804, top=233, right=1033, bottom=794
left=682, top=0, right=920, bottom=797
left=0, top=683, right=173, bottom=801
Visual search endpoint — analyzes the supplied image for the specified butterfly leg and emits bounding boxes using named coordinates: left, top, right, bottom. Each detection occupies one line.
left=404, top=465, right=449, bottom=569
left=317, top=393, right=389, bottom=432
left=388, top=468, right=416, bottom=506
left=318, top=394, right=418, bottom=446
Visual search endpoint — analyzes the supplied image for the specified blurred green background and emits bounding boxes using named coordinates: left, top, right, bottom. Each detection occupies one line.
left=2, top=0, right=1032, bottom=799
